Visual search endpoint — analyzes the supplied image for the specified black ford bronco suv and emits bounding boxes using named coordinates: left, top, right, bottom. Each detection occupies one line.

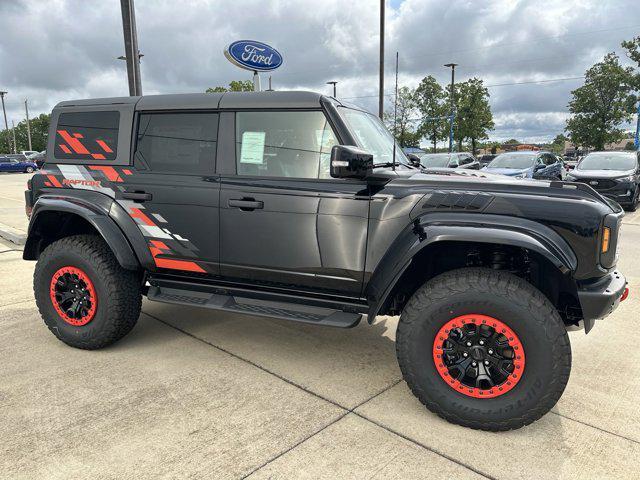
left=24, top=91, right=628, bottom=431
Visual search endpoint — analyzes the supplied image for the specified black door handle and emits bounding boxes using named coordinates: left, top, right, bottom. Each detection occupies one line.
left=122, top=191, right=153, bottom=202
left=228, top=198, right=264, bottom=211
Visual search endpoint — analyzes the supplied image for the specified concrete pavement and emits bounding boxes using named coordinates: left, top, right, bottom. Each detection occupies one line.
left=1, top=173, right=639, bottom=479
left=0, top=171, right=32, bottom=244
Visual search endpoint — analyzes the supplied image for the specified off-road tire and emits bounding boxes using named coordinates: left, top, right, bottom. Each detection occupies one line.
left=34, top=234, right=142, bottom=349
left=396, top=268, right=571, bottom=431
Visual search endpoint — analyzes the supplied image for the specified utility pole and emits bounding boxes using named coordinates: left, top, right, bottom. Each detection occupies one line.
left=0, top=91, right=10, bottom=153
left=120, top=0, right=143, bottom=96
left=378, top=0, right=385, bottom=119
left=444, top=63, right=458, bottom=153
left=326, top=81, right=337, bottom=98
left=392, top=52, right=398, bottom=171
left=11, top=120, right=17, bottom=154
left=24, top=99, right=32, bottom=151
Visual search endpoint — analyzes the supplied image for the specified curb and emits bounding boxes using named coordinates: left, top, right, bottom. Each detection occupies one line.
left=0, top=222, right=26, bottom=245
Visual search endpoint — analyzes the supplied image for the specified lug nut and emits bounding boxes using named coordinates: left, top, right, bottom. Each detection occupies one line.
left=472, top=361, right=477, bottom=367
left=488, top=349, right=493, bottom=355
left=462, top=352, right=468, bottom=357
left=484, top=360, right=489, bottom=365
left=479, top=340, right=484, bottom=345
left=466, top=341, right=472, bottom=347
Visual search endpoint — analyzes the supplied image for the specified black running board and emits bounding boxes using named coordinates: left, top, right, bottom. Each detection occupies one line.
left=146, top=286, right=362, bottom=328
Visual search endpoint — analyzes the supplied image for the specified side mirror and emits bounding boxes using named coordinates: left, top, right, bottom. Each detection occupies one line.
left=406, top=153, right=422, bottom=167
left=330, top=145, right=373, bottom=179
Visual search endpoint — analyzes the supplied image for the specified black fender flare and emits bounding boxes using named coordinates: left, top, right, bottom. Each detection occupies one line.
left=23, top=194, right=141, bottom=270
left=365, top=213, right=578, bottom=322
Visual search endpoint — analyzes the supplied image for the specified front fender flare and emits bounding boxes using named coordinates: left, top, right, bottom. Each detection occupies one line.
left=366, top=213, right=578, bottom=322
left=23, top=195, right=140, bottom=270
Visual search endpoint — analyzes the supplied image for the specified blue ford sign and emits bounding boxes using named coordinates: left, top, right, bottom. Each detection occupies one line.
left=224, top=40, right=283, bottom=72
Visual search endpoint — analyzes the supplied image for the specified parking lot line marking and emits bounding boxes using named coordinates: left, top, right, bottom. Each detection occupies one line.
left=0, top=193, right=23, bottom=203
left=143, top=311, right=494, bottom=479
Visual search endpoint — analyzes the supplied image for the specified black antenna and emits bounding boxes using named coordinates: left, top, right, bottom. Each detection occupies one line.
left=392, top=51, right=399, bottom=171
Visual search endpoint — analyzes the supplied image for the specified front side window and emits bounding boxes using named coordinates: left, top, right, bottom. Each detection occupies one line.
left=54, top=111, right=119, bottom=160
left=135, top=113, right=218, bottom=174
left=235, top=111, right=337, bottom=179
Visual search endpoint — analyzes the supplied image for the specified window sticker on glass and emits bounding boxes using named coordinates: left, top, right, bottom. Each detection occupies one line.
left=240, top=131, right=266, bottom=164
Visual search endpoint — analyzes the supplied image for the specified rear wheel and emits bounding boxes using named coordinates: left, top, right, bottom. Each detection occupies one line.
left=34, top=234, right=142, bottom=349
left=396, top=268, right=571, bottom=431
left=25, top=166, right=34, bottom=173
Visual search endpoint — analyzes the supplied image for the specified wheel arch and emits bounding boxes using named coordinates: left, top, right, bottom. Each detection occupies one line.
left=366, top=218, right=580, bottom=325
left=23, top=196, right=140, bottom=271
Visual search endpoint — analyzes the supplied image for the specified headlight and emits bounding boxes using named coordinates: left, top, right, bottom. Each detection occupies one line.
left=619, top=175, right=634, bottom=182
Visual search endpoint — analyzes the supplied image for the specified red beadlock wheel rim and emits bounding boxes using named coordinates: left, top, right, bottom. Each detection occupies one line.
left=49, top=266, right=97, bottom=326
left=432, top=314, right=525, bottom=398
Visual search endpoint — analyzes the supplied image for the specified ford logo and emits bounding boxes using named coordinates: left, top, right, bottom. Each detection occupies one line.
left=589, top=180, right=599, bottom=186
left=224, top=40, right=283, bottom=72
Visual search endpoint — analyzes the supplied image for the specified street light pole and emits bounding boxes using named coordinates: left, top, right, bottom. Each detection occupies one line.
left=120, top=0, right=143, bottom=96
left=24, top=99, right=32, bottom=151
left=0, top=91, right=10, bottom=153
left=444, top=63, right=458, bottom=153
left=326, top=81, right=338, bottom=97
left=11, top=120, right=17, bottom=154
left=378, top=0, right=385, bottom=119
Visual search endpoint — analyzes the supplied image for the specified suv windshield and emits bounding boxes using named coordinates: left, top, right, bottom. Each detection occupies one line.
left=488, top=153, right=536, bottom=169
left=340, top=108, right=410, bottom=166
left=577, top=152, right=637, bottom=171
left=419, top=153, right=453, bottom=167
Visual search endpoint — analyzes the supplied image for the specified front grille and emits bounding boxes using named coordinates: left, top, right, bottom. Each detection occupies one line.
left=576, top=178, right=617, bottom=190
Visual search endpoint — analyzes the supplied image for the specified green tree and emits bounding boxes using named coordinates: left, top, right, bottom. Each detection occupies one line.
left=550, top=133, right=568, bottom=154
left=451, top=78, right=494, bottom=154
left=414, top=76, right=448, bottom=152
left=206, top=80, right=255, bottom=93
left=384, top=86, right=420, bottom=147
left=0, top=113, right=50, bottom=153
left=621, top=36, right=640, bottom=89
left=565, top=53, right=636, bottom=150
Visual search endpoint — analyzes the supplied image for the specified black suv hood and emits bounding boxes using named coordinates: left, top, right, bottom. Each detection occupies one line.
left=569, top=169, right=635, bottom=179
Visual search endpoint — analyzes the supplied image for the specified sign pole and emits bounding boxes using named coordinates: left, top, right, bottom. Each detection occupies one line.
left=635, top=101, right=639, bottom=151
left=253, top=71, right=261, bottom=92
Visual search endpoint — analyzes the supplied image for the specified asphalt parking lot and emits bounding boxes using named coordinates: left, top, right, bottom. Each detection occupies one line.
left=1, top=171, right=639, bottom=479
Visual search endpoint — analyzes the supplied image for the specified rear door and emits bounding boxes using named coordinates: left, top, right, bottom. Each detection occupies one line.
left=123, top=111, right=221, bottom=275
left=218, top=109, right=369, bottom=296
left=534, top=153, right=560, bottom=179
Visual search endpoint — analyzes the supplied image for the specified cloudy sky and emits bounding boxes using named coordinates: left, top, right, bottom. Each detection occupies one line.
left=1, top=0, right=638, bottom=145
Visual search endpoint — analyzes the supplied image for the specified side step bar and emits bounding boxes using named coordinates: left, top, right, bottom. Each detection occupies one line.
left=147, top=286, right=362, bottom=328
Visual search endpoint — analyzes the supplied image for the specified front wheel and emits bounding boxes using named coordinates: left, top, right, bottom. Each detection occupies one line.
left=34, top=234, right=142, bottom=349
left=25, top=166, right=34, bottom=173
left=396, top=268, right=571, bottom=431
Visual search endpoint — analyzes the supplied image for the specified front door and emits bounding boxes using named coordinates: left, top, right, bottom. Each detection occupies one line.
left=121, top=111, right=221, bottom=275
left=219, top=110, right=369, bottom=296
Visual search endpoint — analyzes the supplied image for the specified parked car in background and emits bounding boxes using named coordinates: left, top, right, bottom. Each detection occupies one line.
left=478, top=154, right=496, bottom=167
left=563, top=156, right=579, bottom=171
left=565, top=151, right=640, bottom=211
left=483, top=151, right=565, bottom=179
left=418, top=152, right=480, bottom=169
left=0, top=154, right=38, bottom=173
left=29, top=151, right=46, bottom=168
left=21, top=150, right=39, bottom=157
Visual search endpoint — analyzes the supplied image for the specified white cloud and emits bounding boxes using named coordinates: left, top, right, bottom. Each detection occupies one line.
left=0, top=0, right=638, bottom=142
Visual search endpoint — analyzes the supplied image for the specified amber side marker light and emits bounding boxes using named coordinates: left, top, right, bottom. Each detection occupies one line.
left=601, top=227, right=611, bottom=253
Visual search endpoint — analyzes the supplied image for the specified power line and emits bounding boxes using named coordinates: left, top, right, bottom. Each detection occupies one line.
left=341, top=75, right=586, bottom=100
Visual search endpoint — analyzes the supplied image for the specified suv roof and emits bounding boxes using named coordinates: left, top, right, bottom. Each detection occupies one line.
left=55, top=90, right=344, bottom=110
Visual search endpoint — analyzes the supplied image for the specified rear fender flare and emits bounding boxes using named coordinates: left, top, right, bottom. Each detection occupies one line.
left=24, top=195, right=141, bottom=270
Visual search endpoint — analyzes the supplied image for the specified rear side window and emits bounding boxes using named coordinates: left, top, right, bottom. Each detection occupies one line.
left=54, top=111, right=119, bottom=160
left=135, top=113, right=218, bottom=174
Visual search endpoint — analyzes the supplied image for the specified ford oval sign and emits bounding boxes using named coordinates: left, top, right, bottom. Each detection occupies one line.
left=224, top=40, right=283, bottom=72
